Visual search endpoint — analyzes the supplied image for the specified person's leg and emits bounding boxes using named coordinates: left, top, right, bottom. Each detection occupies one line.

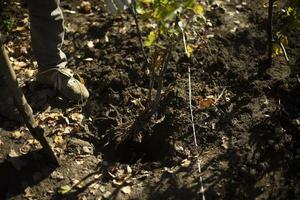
left=27, top=0, right=67, bottom=70
left=27, top=0, right=89, bottom=101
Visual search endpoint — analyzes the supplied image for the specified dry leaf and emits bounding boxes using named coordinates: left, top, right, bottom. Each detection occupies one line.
left=24, top=69, right=35, bottom=78
left=80, top=1, right=91, bottom=14
left=112, top=179, right=123, bottom=186
left=50, top=171, right=64, bottom=180
left=70, top=113, right=84, bottom=122
left=20, top=143, right=31, bottom=155
left=181, top=159, right=191, bottom=168
left=24, top=187, right=33, bottom=198
left=126, top=165, right=132, bottom=174
left=54, top=135, right=64, bottom=145
left=121, top=186, right=131, bottom=195
left=72, top=179, right=84, bottom=189
left=221, top=136, right=229, bottom=149
left=15, top=26, right=26, bottom=32
left=103, top=191, right=112, bottom=198
left=13, top=61, right=27, bottom=71
left=9, top=149, right=19, bottom=157
left=195, top=96, right=216, bottom=109
left=11, top=130, right=23, bottom=139
left=87, top=41, right=94, bottom=48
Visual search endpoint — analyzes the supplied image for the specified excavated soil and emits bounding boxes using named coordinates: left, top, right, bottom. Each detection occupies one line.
left=0, top=0, right=299, bottom=199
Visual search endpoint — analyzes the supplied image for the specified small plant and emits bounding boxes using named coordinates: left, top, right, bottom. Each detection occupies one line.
left=267, top=0, right=300, bottom=70
left=132, top=0, right=204, bottom=138
left=114, top=0, right=205, bottom=142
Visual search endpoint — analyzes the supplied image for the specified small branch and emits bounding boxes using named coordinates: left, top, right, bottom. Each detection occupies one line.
left=279, top=42, right=290, bottom=64
left=0, top=43, right=58, bottom=165
left=147, top=51, right=159, bottom=106
left=152, top=43, right=173, bottom=107
left=214, top=88, right=226, bottom=105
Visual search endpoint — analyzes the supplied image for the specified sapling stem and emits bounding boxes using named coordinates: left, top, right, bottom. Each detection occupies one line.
left=268, top=0, right=276, bottom=66
left=130, top=0, right=150, bottom=68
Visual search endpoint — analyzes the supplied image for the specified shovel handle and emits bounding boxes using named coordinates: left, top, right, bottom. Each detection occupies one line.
left=0, top=37, right=59, bottom=165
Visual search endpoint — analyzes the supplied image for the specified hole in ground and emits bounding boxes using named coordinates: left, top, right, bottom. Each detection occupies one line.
left=101, top=123, right=175, bottom=164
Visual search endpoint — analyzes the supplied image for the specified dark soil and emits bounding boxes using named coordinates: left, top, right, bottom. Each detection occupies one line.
left=0, top=0, right=299, bottom=200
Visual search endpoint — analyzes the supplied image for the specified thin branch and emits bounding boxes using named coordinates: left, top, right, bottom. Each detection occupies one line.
left=214, top=88, right=226, bottom=105
left=279, top=42, right=290, bottom=64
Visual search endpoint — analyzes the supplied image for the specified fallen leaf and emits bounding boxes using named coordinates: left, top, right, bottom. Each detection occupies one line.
left=20, top=143, right=31, bottom=155
left=82, top=146, right=93, bottom=154
left=24, top=69, right=35, bottom=78
left=54, top=135, right=64, bottom=145
left=121, top=186, right=131, bottom=194
left=9, top=149, right=19, bottom=157
left=221, top=136, right=229, bottom=149
left=181, top=159, right=191, bottom=168
left=80, top=1, right=91, bottom=14
left=13, top=61, right=27, bottom=71
left=24, top=187, right=33, bottom=198
left=112, top=179, right=123, bottom=186
left=72, top=179, right=84, bottom=189
left=195, top=96, right=215, bottom=109
left=102, top=191, right=112, bottom=198
left=70, top=113, right=84, bottom=122
left=15, top=26, right=26, bottom=32
left=126, top=165, right=132, bottom=174
left=50, top=171, right=64, bottom=180
left=11, top=130, right=23, bottom=139
left=87, top=41, right=94, bottom=48
left=131, top=98, right=141, bottom=106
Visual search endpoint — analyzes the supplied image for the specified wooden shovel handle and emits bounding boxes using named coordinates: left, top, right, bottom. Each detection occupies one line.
left=0, top=40, right=59, bottom=165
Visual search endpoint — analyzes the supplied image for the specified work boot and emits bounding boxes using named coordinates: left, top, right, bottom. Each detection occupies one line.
left=0, top=85, right=22, bottom=122
left=36, top=68, right=89, bottom=102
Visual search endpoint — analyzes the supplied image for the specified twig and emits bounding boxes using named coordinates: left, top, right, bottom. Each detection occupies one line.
left=147, top=51, right=159, bottom=105
left=279, top=42, right=290, bottom=64
left=214, top=88, right=226, bottom=105
left=152, top=43, right=173, bottom=107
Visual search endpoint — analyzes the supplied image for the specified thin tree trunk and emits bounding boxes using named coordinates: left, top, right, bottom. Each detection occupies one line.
left=268, top=0, right=275, bottom=66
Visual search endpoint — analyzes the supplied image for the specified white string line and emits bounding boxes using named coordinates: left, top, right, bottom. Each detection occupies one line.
left=188, top=64, right=206, bottom=200
left=179, top=24, right=205, bottom=200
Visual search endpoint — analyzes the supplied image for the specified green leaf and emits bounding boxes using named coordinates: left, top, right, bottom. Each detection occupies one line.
left=192, top=3, right=204, bottom=15
left=144, top=31, right=158, bottom=47
left=186, top=44, right=194, bottom=58
left=58, top=185, right=72, bottom=195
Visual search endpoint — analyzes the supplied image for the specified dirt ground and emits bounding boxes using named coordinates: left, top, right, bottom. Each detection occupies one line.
left=0, top=0, right=299, bottom=199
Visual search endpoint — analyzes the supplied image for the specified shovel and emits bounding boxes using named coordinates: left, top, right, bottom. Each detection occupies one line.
left=0, top=35, right=59, bottom=165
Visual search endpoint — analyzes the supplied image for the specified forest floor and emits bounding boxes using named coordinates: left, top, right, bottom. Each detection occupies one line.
left=0, top=0, right=299, bottom=199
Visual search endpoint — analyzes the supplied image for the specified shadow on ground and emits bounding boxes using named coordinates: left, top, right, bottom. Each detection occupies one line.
left=0, top=149, right=57, bottom=199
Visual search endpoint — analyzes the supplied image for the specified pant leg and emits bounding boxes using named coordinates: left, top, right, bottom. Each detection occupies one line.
left=27, top=0, right=67, bottom=70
